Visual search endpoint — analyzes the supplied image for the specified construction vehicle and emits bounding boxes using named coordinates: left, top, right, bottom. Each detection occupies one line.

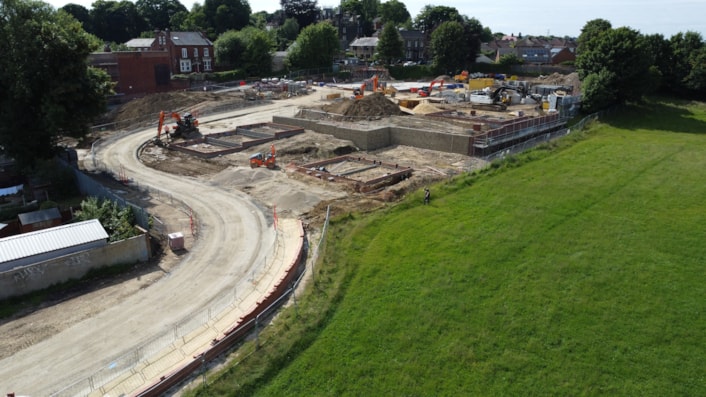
left=249, top=143, right=276, bottom=169
left=469, top=86, right=514, bottom=111
left=353, top=82, right=366, bottom=99
left=453, top=70, right=469, bottom=83
left=156, top=110, right=199, bottom=143
left=418, top=79, right=444, bottom=97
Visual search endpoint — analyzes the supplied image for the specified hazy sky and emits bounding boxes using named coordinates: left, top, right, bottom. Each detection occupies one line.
left=45, top=0, right=705, bottom=38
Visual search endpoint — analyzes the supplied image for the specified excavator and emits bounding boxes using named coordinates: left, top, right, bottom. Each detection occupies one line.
left=156, top=110, right=199, bottom=143
left=249, top=143, right=276, bottom=169
left=353, top=82, right=366, bottom=99
left=469, top=84, right=543, bottom=111
left=418, top=79, right=444, bottom=97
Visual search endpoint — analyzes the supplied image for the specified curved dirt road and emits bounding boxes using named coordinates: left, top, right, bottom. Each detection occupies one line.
left=0, top=103, right=301, bottom=394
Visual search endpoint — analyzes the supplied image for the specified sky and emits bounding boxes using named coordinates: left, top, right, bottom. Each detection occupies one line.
left=45, top=0, right=705, bottom=39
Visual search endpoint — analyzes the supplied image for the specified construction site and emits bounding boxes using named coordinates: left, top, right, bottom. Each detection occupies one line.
left=110, top=71, right=580, bottom=223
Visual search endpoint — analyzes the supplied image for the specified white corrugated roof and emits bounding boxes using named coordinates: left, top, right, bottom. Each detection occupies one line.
left=0, top=219, right=109, bottom=263
left=125, top=38, right=155, bottom=48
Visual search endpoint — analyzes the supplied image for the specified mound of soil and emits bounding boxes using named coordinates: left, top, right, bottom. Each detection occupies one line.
left=342, top=92, right=402, bottom=118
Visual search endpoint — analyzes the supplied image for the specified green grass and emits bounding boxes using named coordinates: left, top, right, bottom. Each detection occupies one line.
left=191, top=98, right=706, bottom=396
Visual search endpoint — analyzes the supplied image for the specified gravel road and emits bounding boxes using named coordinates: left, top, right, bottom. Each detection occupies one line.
left=0, top=92, right=325, bottom=395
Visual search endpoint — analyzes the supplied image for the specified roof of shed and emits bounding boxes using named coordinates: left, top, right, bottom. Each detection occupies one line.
left=0, top=219, right=109, bottom=264
left=125, top=38, right=155, bottom=48
left=18, top=207, right=61, bottom=225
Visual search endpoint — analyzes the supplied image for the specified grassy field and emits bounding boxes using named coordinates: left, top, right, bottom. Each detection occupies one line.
left=192, top=99, right=706, bottom=396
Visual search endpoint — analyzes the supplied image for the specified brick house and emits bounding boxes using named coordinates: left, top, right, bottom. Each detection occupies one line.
left=127, top=29, right=215, bottom=75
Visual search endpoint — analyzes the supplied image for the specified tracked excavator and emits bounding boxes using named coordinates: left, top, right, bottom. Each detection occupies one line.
left=249, top=143, right=276, bottom=169
left=156, top=110, right=200, bottom=144
left=418, top=79, right=444, bottom=97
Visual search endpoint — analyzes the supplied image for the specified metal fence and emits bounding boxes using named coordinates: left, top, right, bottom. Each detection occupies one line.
left=482, top=107, right=612, bottom=163
left=51, top=225, right=279, bottom=397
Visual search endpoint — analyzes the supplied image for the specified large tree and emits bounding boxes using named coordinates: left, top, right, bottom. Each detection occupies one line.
left=203, top=0, right=251, bottom=35
left=215, top=27, right=274, bottom=75
left=413, top=5, right=461, bottom=60
left=60, top=3, right=92, bottom=31
left=430, top=21, right=466, bottom=74
left=379, top=0, right=409, bottom=27
left=0, top=0, right=113, bottom=169
left=90, top=0, right=148, bottom=43
left=281, top=0, right=319, bottom=31
left=286, top=21, right=339, bottom=69
left=576, top=22, right=653, bottom=112
left=376, top=22, right=403, bottom=65
left=135, top=0, right=187, bottom=30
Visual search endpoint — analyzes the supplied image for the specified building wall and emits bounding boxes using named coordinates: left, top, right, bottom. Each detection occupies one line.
left=114, top=52, right=173, bottom=98
left=271, top=116, right=470, bottom=155
left=0, top=233, right=150, bottom=300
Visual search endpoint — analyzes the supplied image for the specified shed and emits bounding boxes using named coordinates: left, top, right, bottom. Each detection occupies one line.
left=18, top=207, right=62, bottom=233
left=0, top=219, right=109, bottom=272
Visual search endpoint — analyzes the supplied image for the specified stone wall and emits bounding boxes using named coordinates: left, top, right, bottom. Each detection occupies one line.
left=0, top=234, right=151, bottom=300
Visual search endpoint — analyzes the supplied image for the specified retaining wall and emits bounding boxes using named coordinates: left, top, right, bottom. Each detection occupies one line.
left=0, top=233, right=151, bottom=300
left=272, top=116, right=471, bottom=155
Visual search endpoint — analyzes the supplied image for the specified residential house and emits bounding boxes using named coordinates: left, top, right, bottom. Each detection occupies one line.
left=485, top=36, right=577, bottom=65
left=140, top=29, right=215, bottom=75
left=399, top=30, right=425, bottom=62
left=349, top=37, right=378, bottom=62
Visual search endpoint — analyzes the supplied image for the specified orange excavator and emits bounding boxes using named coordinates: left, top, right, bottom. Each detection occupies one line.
left=156, top=110, right=199, bottom=143
left=418, top=79, right=444, bottom=97
left=249, top=143, right=276, bottom=169
left=353, top=82, right=366, bottom=99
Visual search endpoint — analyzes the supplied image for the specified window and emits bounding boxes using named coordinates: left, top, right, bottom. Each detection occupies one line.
left=203, top=48, right=209, bottom=57
left=180, top=59, right=192, bottom=73
left=193, top=48, right=198, bottom=58
left=159, top=36, right=165, bottom=45
left=203, top=59, right=212, bottom=71
left=181, top=48, right=187, bottom=58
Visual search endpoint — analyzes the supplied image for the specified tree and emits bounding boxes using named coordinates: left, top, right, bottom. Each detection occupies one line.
left=667, top=31, right=705, bottom=96
left=75, top=197, right=138, bottom=242
left=215, top=27, right=274, bottom=75
left=413, top=5, right=461, bottom=32
left=683, top=46, right=706, bottom=97
left=0, top=0, right=113, bottom=169
left=90, top=0, right=148, bottom=43
left=376, top=23, right=403, bottom=65
left=286, top=21, right=339, bottom=69
left=359, top=0, right=379, bottom=36
left=135, top=0, right=187, bottom=30
left=576, top=23, right=652, bottom=112
left=239, top=27, right=275, bottom=76
left=413, top=5, right=461, bottom=60
left=430, top=21, right=466, bottom=73
left=276, top=17, right=300, bottom=50
left=60, top=3, right=92, bottom=32
left=281, top=0, right=319, bottom=31
left=214, top=29, right=247, bottom=68
left=379, top=0, right=410, bottom=27
left=203, top=0, right=251, bottom=35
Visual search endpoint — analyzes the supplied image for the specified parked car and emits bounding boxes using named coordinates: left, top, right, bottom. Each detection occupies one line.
left=403, top=61, right=416, bottom=67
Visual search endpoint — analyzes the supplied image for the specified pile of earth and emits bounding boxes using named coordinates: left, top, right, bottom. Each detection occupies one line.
left=343, top=93, right=402, bottom=118
left=102, top=91, right=244, bottom=125
left=534, top=72, right=582, bottom=94
left=319, top=92, right=403, bottom=119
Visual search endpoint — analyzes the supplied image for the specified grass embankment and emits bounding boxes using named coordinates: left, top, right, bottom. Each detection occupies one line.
left=192, top=99, right=706, bottom=396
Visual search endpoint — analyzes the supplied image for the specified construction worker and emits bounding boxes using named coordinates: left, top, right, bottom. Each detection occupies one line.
left=424, top=188, right=430, bottom=205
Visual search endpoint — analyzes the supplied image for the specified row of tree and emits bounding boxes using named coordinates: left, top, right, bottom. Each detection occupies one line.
left=576, top=19, right=706, bottom=112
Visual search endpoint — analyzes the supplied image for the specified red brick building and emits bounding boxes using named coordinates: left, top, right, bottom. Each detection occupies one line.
left=127, top=29, right=214, bottom=75
left=89, top=30, right=212, bottom=100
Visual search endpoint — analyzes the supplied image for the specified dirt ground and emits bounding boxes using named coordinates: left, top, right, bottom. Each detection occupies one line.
left=1, top=72, right=577, bottom=365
